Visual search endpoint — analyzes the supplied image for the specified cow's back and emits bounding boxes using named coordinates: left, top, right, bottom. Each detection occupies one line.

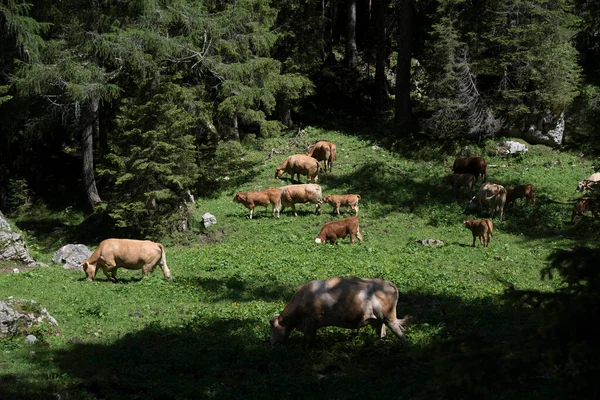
left=98, top=239, right=162, bottom=267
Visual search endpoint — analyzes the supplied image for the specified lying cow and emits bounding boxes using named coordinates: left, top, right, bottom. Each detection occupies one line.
left=307, top=141, right=337, bottom=173
left=275, top=154, right=322, bottom=183
left=505, top=184, right=536, bottom=206
left=81, top=239, right=171, bottom=282
left=443, top=173, right=477, bottom=198
left=452, top=156, right=487, bottom=183
left=279, top=184, right=322, bottom=216
left=233, top=188, right=281, bottom=219
left=571, top=196, right=599, bottom=223
left=270, top=277, right=412, bottom=346
left=315, top=216, right=363, bottom=244
left=576, top=172, right=600, bottom=192
left=323, top=194, right=361, bottom=216
left=468, top=183, right=507, bottom=222
left=464, top=219, right=493, bottom=247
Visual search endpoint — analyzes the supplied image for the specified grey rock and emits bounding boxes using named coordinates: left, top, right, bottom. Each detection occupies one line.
left=415, top=239, right=444, bottom=246
left=26, top=334, right=37, bottom=344
left=522, top=112, right=564, bottom=147
left=202, top=212, right=217, bottom=228
left=496, top=140, right=528, bottom=155
left=52, top=244, right=92, bottom=270
left=0, top=210, right=43, bottom=267
left=0, top=300, right=58, bottom=337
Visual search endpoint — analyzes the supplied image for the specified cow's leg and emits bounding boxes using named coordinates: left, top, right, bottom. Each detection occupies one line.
left=356, top=229, right=364, bottom=243
left=315, top=202, right=321, bottom=215
left=335, top=206, right=340, bottom=215
left=354, top=205, right=359, bottom=216
left=290, top=203, right=298, bottom=217
left=142, top=262, right=155, bottom=277
left=102, top=266, right=118, bottom=283
left=472, top=234, right=476, bottom=247
left=385, top=318, right=407, bottom=341
left=370, top=320, right=387, bottom=338
left=249, top=207, right=254, bottom=219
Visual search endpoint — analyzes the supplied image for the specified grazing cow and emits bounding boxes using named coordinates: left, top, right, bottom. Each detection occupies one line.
left=443, top=173, right=477, bottom=198
left=452, top=156, right=487, bottom=183
left=81, top=239, right=171, bottom=282
left=270, top=277, right=412, bottom=346
left=576, top=172, right=600, bottom=192
left=468, top=183, right=507, bottom=222
left=464, top=219, right=493, bottom=247
left=307, top=141, right=337, bottom=173
left=323, top=194, right=361, bottom=216
left=233, top=188, right=281, bottom=219
left=275, top=154, right=322, bottom=183
left=315, top=216, right=363, bottom=244
left=506, top=184, right=536, bottom=206
left=571, top=197, right=599, bottom=223
left=279, top=184, right=322, bottom=216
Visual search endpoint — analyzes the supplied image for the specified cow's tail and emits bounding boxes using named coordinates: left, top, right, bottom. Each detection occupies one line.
left=486, top=220, right=493, bottom=237
left=317, top=161, right=326, bottom=177
left=158, top=244, right=172, bottom=280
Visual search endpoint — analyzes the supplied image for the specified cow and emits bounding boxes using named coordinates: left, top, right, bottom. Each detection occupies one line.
left=269, top=277, right=412, bottom=346
left=323, top=194, right=361, bottom=216
left=307, top=141, right=337, bottom=173
left=275, top=154, right=322, bottom=183
left=576, top=172, right=600, bottom=192
left=315, top=216, right=363, bottom=245
left=571, top=197, right=599, bottom=223
left=464, top=219, right=493, bottom=247
left=233, top=188, right=281, bottom=219
left=443, top=173, right=477, bottom=198
left=505, top=184, right=536, bottom=206
left=452, top=156, right=487, bottom=183
left=81, top=239, right=171, bottom=282
left=279, top=184, right=322, bottom=216
left=468, top=183, right=507, bottom=222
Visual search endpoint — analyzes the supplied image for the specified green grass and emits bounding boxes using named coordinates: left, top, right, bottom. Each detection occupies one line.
left=1, top=127, right=598, bottom=399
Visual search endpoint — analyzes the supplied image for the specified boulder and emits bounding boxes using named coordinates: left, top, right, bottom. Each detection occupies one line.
left=415, top=239, right=445, bottom=246
left=202, top=212, right=217, bottom=228
left=496, top=140, right=528, bottom=155
left=0, top=211, right=43, bottom=267
left=52, top=244, right=92, bottom=270
left=522, top=112, right=564, bottom=147
left=0, top=299, right=58, bottom=337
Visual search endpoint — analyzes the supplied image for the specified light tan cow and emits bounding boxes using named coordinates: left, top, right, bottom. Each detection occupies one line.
left=323, top=194, right=361, bottom=216
left=468, top=183, right=507, bottom=222
left=270, top=277, right=412, bottom=346
left=275, top=154, right=322, bottom=183
left=314, top=216, right=363, bottom=244
left=279, top=184, right=322, bottom=216
left=307, top=141, right=337, bottom=173
left=576, top=173, right=600, bottom=192
left=233, top=188, right=281, bottom=219
left=81, top=239, right=171, bottom=282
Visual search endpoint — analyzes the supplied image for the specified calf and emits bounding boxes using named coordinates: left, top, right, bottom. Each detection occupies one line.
left=505, top=184, right=536, bottom=206
left=233, top=188, right=281, bottom=219
left=279, top=184, right=322, bottom=216
left=315, top=216, right=363, bottom=244
left=576, top=173, right=600, bottom=192
left=275, top=154, right=322, bottom=183
left=464, top=219, right=493, bottom=247
left=270, top=277, right=412, bottom=346
left=571, top=197, right=599, bottom=223
left=81, top=239, right=171, bottom=282
left=443, top=173, right=477, bottom=198
left=323, top=194, right=361, bottom=216
left=468, top=183, right=507, bottom=222
left=307, top=141, right=337, bottom=173
left=452, top=156, right=487, bottom=183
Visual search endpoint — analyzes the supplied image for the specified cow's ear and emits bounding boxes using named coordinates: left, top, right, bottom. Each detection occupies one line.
left=271, top=314, right=281, bottom=327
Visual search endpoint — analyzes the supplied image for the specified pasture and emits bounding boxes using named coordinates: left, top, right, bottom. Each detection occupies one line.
left=1, top=127, right=597, bottom=399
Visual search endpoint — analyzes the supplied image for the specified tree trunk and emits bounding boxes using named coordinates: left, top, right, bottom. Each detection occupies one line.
left=373, top=0, right=389, bottom=104
left=82, top=98, right=102, bottom=207
left=394, top=0, right=413, bottom=134
left=345, top=0, right=358, bottom=68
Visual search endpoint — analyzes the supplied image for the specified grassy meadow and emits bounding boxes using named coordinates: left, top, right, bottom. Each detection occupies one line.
left=1, top=127, right=598, bottom=399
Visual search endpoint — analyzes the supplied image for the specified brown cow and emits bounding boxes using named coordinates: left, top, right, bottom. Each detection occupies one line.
left=279, top=184, right=322, bottom=216
left=452, top=156, right=487, bottom=183
left=576, top=172, right=600, bottom=192
left=571, top=197, right=600, bottom=223
left=505, top=184, right=536, bottom=206
left=468, top=183, right=507, bottom=222
left=464, top=219, right=493, bottom=247
left=270, top=277, right=412, bottom=346
left=315, top=216, right=363, bottom=244
left=323, top=194, right=361, bottom=216
left=81, top=239, right=171, bottom=282
left=307, top=141, right=337, bottom=173
left=443, top=173, right=477, bottom=198
left=275, top=154, right=322, bottom=183
left=233, top=188, right=281, bottom=219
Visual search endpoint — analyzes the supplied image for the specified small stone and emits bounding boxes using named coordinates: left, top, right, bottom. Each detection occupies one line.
left=26, top=334, right=38, bottom=344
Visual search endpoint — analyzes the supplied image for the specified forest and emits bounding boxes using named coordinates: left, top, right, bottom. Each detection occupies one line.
left=1, top=0, right=600, bottom=398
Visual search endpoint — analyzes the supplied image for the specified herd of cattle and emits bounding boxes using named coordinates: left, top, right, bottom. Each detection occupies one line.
left=77, top=141, right=600, bottom=346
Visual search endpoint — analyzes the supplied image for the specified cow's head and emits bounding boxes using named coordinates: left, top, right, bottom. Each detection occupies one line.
left=269, top=314, right=289, bottom=345
left=233, top=193, right=244, bottom=203
left=576, top=180, right=587, bottom=192
left=275, top=169, right=284, bottom=179
left=81, top=260, right=97, bottom=281
left=466, top=196, right=478, bottom=212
